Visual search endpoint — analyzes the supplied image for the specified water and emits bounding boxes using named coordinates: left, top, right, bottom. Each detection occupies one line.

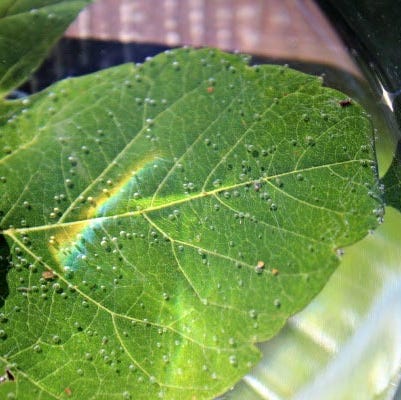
left=12, top=9, right=401, bottom=399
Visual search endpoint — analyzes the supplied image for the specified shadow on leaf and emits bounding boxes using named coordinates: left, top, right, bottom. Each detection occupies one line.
left=0, top=235, right=10, bottom=308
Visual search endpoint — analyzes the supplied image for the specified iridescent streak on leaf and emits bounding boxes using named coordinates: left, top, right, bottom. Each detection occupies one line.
left=56, top=156, right=168, bottom=271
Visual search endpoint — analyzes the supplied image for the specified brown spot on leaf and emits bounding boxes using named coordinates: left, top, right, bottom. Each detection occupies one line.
left=6, top=369, right=14, bottom=381
left=339, top=98, right=352, bottom=107
left=42, top=270, right=56, bottom=280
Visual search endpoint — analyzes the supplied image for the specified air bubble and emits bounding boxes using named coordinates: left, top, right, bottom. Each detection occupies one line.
left=52, top=335, right=61, bottom=344
left=229, top=355, right=238, bottom=366
left=33, top=344, right=42, bottom=353
left=68, top=156, right=77, bottom=166
left=373, top=207, right=384, bottom=218
left=246, top=144, right=255, bottom=152
left=270, top=203, right=277, bottom=211
left=52, top=283, right=61, bottom=291
left=3, top=146, right=12, bottom=154
left=305, top=136, right=315, bottom=146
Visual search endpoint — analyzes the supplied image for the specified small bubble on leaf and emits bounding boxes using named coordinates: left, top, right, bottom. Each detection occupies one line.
left=52, top=335, right=61, bottom=344
left=33, top=344, right=41, bottom=353
left=274, top=299, right=281, bottom=308
left=229, top=355, right=238, bottom=366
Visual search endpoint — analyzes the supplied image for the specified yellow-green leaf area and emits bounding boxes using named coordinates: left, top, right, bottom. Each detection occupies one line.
left=0, top=48, right=382, bottom=399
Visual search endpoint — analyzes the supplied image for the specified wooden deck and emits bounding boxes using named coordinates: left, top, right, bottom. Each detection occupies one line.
left=66, top=0, right=358, bottom=75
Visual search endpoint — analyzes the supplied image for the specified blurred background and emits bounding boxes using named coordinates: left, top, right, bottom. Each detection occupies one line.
left=64, top=0, right=358, bottom=74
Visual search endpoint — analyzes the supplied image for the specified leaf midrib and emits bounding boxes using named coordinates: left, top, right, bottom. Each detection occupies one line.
left=0, top=159, right=364, bottom=236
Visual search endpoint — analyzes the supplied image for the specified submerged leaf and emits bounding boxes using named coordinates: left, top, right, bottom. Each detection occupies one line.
left=0, top=48, right=382, bottom=399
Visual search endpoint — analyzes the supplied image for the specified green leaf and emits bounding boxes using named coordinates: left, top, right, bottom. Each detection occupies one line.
left=382, top=141, right=401, bottom=211
left=0, top=48, right=382, bottom=399
left=0, top=0, right=92, bottom=97
left=223, top=206, right=401, bottom=400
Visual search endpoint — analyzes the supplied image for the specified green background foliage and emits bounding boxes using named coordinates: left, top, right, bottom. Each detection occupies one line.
left=0, top=0, right=91, bottom=96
